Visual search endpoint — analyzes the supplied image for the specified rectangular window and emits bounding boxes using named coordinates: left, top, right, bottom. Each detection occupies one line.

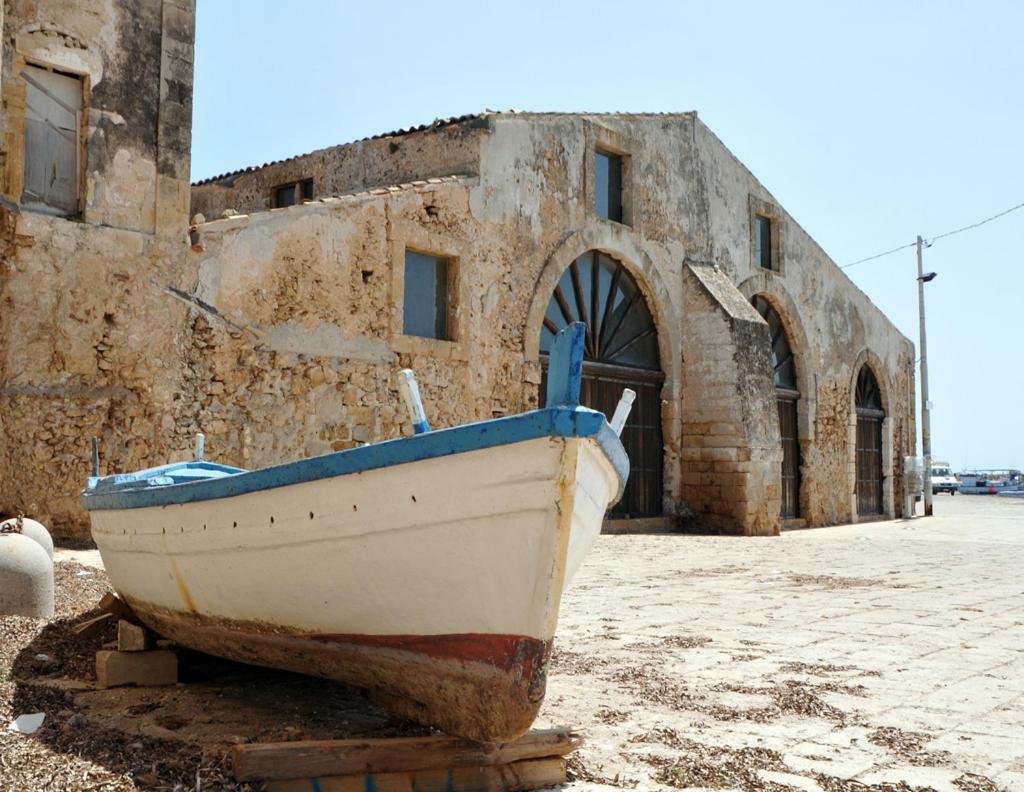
left=403, top=250, right=449, bottom=340
left=274, top=184, right=296, bottom=208
left=22, top=65, right=83, bottom=216
left=755, top=214, right=774, bottom=270
left=273, top=179, right=314, bottom=208
left=595, top=149, right=623, bottom=222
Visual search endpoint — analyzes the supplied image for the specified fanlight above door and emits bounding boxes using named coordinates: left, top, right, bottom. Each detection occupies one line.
left=539, top=251, right=660, bottom=371
left=855, top=366, right=883, bottom=413
left=751, top=295, right=797, bottom=391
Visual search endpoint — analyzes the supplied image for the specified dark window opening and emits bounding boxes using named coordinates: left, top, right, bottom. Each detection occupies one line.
left=403, top=250, right=450, bottom=340
left=755, top=214, right=775, bottom=270
left=274, top=185, right=295, bottom=207
left=855, top=365, right=885, bottom=516
left=751, top=295, right=797, bottom=390
left=595, top=149, right=623, bottom=223
left=752, top=295, right=801, bottom=518
left=22, top=65, right=83, bottom=216
left=273, top=179, right=314, bottom=208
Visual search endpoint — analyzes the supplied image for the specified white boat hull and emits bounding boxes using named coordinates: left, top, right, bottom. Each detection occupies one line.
left=88, top=434, right=618, bottom=740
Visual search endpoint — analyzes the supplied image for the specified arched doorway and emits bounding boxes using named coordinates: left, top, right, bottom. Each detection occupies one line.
left=752, top=296, right=801, bottom=519
left=539, top=250, right=664, bottom=517
left=855, top=365, right=885, bottom=516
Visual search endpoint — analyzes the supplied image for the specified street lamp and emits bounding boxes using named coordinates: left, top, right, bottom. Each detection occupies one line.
left=916, top=235, right=936, bottom=516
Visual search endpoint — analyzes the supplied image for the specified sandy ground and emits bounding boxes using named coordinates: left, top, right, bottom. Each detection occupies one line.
left=3, top=495, right=1022, bottom=790
left=535, top=495, right=1024, bottom=791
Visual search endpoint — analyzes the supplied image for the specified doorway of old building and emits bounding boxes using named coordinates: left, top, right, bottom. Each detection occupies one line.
left=855, top=365, right=885, bottom=516
left=539, top=251, right=664, bottom=517
left=752, top=296, right=801, bottom=519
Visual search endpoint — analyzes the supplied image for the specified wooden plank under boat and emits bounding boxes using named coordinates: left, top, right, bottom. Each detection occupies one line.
left=81, top=324, right=628, bottom=742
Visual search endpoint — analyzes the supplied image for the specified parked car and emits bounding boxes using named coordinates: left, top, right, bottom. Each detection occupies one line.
left=931, top=462, right=960, bottom=495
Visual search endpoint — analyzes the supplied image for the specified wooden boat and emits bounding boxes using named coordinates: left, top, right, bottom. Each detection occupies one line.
left=82, top=324, right=628, bottom=742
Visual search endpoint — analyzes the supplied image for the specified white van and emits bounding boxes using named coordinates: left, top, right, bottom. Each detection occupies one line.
left=930, top=461, right=959, bottom=495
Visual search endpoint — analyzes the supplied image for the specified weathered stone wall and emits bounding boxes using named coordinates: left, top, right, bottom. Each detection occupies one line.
left=3, top=74, right=915, bottom=538
left=182, top=181, right=491, bottom=471
left=184, top=112, right=914, bottom=535
left=185, top=115, right=699, bottom=522
left=189, top=119, right=487, bottom=220
left=680, top=264, right=782, bottom=535
left=0, top=0, right=197, bottom=537
left=696, top=120, right=917, bottom=522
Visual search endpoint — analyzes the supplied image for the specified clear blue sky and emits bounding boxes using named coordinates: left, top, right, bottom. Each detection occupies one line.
left=191, top=1, right=1023, bottom=472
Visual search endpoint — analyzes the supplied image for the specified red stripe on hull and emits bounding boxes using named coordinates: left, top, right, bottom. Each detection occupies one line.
left=305, top=632, right=548, bottom=676
left=124, top=598, right=552, bottom=742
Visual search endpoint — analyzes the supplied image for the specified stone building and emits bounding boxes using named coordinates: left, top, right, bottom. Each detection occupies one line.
left=1, top=2, right=915, bottom=539
left=188, top=114, right=916, bottom=537
left=0, top=0, right=197, bottom=535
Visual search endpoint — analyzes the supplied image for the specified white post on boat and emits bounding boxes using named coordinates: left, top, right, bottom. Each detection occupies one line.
left=398, top=369, right=431, bottom=435
left=195, top=433, right=205, bottom=460
left=610, top=388, right=636, bottom=437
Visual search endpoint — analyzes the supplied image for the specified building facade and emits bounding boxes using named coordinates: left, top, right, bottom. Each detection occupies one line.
left=188, top=112, right=916, bottom=536
left=1, top=3, right=915, bottom=539
left=0, top=0, right=197, bottom=535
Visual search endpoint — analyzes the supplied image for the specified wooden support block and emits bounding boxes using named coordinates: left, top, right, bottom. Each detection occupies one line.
left=72, top=612, right=114, bottom=638
left=265, top=757, right=567, bottom=792
left=234, top=728, right=581, bottom=782
left=98, top=591, right=142, bottom=625
left=117, top=619, right=154, bottom=651
left=95, top=649, right=177, bottom=688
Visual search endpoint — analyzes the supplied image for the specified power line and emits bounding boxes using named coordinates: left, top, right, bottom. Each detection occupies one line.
left=842, top=199, right=1024, bottom=269
left=841, top=241, right=917, bottom=269
left=927, top=200, right=1024, bottom=243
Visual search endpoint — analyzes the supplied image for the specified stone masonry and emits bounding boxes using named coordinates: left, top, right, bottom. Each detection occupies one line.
left=184, top=113, right=915, bottom=537
left=1, top=3, right=915, bottom=539
left=0, top=0, right=197, bottom=534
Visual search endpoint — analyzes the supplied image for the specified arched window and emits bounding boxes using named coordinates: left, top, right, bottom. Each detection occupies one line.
left=540, top=251, right=659, bottom=370
left=752, top=295, right=800, bottom=519
left=540, top=252, right=663, bottom=517
left=751, top=295, right=796, bottom=391
left=855, top=365, right=885, bottom=516
left=855, top=366, right=883, bottom=412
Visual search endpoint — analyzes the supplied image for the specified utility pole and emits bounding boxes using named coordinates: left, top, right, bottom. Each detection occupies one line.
left=917, top=235, right=933, bottom=516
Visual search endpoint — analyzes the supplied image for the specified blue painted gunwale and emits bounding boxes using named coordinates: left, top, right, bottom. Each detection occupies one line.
left=81, top=405, right=629, bottom=512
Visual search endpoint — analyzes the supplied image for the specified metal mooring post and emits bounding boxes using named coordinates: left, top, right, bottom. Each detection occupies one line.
left=916, top=235, right=934, bottom=517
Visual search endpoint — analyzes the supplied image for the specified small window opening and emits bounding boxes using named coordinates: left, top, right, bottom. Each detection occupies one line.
left=403, top=250, right=450, bottom=340
left=595, top=149, right=623, bottom=223
left=755, top=214, right=775, bottom=271
left=274, top=178, right=314, bottom=208
left=21, top=65, right=83, bottom=216
left=274, top=184, right=295, bottom=208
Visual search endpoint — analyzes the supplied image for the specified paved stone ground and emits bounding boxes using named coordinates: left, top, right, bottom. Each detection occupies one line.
left=536, top=495, right=1024, bottom=791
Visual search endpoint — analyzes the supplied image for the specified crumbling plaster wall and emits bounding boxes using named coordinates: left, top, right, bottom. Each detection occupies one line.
left=4, top=81, right=915, bottom=539
left=484, top=113, right=700, bottom=520
left=0, top=0, right=197, bottom=537
left=187, top=111, right=913, bottom=535
left=186, top=113, right=725, bottom=527
left=185, top=178, right=525, bottom=471
left=680, top=263, right=782, bottom=535
left=189, top=120, right=487, bottom=221
left=694, top=120, right=916, bottom=523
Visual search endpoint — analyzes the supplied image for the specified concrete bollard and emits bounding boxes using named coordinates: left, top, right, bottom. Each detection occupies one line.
left=0, top=517, right=54, bottom=559
left=0, top=532, right=55, bottom=618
